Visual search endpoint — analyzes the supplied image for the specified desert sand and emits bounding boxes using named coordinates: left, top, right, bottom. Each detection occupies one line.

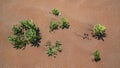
left=0, top=0, right=120, bottom=68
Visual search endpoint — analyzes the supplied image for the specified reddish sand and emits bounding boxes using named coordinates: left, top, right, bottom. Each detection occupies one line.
left=0, top=0, right=120, bottom=68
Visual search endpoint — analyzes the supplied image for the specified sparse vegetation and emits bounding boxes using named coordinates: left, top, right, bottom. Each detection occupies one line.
left=49, top=21, right=58, bottom=32
left=45, top=41, right=62, bottom=57
left=49, top=18, right=70, bottom=32
left=52, top=8, right=59, bottom=16
left=93, top=50, right=101, bottom=62
left=8, top=20, right=41, bottom=49
left=53, top=41, right=62, bottom=52
left=46, top=47, right=56, bottom=56
left=59, top=18, right=69, bottom=29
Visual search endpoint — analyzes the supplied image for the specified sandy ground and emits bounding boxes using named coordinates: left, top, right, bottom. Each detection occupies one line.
left=0, top=0, right=120, bottom=68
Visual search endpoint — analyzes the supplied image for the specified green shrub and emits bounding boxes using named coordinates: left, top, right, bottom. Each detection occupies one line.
left=46, top=47, right=56, bottom=56
left=93, top=24, right=106, bottom=36
left=12, top=25, right=23, bottom=36
left=59, top=18, right=69, bottom=29
left=8, top=36, right=26, bottom=49
left=8, top=19, right=41, bottom=49
left=19, top=20, right=36, bottom=30
left=49, top=21, right=58, bottom=31
left=93, top=50, right=101, bottom=61
left=52, top=8, right=59, bottom=16
left=25, top=29, right=37, bottom=43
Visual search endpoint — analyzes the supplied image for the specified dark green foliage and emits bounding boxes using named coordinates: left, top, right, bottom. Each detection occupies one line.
left=49, top=21, right=58, bottom=31
left=8, top=36, right=26, bottom=49
left=19, top=20, right=36, bottom=30
left=52, top=8, right=59, bottom=16
left=93, top=50, right=101, bottom=62
left=8, top=20, right=42, bottom=49
left=59, top=18, right=69, bottom=29
left=26, top=29, right=37, bottom=43
left=12, top=25, right=23, bottom=36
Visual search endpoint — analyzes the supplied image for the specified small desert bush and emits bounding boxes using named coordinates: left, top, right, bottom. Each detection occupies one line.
left=8, top=20, right=41, bottom=49
left=52, top=8, right=59, bottom=16
left=49, top=21, right=58, bottom=32
left=93, top=24, right=106, bottom=36
left=93, top=50, right=101, bottom=61
left=59, top=18, right=69, bottom=29
left=25, top=29, right=37, bottom=43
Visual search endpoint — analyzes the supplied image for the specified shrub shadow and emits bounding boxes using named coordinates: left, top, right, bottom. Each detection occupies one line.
left=61, top=24, right=70, bottom=29
left=14, top=46, right=26, bottom=50
left=81, top=33, right=91, bottom=40
left=92, top=32, right=106, bottom=41
left=92, top=58, right=101, bottom=62
left=95, top=58, right=101, bottom=62
left=31, top=28, right=41, bottom=47
left=49, top=27, right=59, bottom=32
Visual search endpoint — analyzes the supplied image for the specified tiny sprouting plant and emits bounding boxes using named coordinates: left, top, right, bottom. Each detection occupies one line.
left=59, top=18, right=69, bottom=29
left=45, top=41, right=62, bottom=57
left=49, top=21, right=58, bottom=32
left=93, top=50, right=101, bottom=62
left=8, top=20, right=41, bottom=49
left=93, top=24, right=106, bottom=36
left=52, top=8, right=59, bottom=16
left=46, top=47, right=56, bottom=56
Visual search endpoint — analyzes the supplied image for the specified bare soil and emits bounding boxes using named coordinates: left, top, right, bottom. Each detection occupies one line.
left=0, top=0, right=120, bottom=68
